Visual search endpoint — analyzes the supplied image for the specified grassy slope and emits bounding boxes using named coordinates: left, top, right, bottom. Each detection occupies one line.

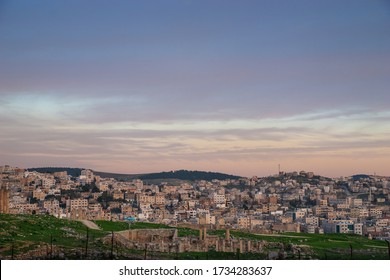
left=1, top=214, right=388, bottom=259
left=0, top=214, right=107, bottom=257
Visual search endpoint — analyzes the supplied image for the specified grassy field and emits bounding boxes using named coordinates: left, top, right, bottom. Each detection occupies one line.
left=0, top=214, right=109, bottom=259
left=94, top=220, right=173, bottom=231
left=221, top=230, right=389, bottom=260
left=1, top=214, right=389, bottom=260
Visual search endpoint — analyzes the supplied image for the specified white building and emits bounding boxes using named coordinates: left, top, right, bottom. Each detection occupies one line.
left=80, top=169, right=94, bottom=184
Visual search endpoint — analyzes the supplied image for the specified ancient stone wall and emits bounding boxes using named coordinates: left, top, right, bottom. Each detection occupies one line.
left=113, top=228, right=266, bottom=254
left=0, top=186, right=10, bottom=214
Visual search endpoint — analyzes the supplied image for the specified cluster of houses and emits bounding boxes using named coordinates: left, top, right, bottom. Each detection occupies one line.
left=1, top=165, right=390, bottom=240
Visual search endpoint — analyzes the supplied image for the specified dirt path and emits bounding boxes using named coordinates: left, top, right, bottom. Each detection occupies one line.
left=364, top=245, right=388, bottom=249
left=80, top=220, right=101, bottom=230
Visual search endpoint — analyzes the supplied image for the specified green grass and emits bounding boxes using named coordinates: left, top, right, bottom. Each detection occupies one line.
left=221, top=231, right=389, bottom=260
left=94, top=220, right=129, bottom=232
left=94, top=220, right=172, bottom=232
left=0, top=214, right=88, bottom=243
left=129, top=222, right=172, bottom=230
left=0, top=214, right=106, bottom=257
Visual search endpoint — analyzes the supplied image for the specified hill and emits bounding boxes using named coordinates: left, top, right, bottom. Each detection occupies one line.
left=352, top=174, right=371, bottom=180
left=137, top=170, right=242, bottom=181
left=27, top=167, right=83, bottom=177
left=26, top=167, right=242, bottom=181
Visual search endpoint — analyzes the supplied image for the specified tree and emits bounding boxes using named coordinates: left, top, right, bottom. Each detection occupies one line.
left=97, top=191, right=113, bottom=209
left=45, top=194, right=56, bottom=200
left=111, top=207, right=121, bottom=214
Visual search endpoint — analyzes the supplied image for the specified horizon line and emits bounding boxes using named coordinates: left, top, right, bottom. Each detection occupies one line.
left=4, top=165, right=388, bottom=179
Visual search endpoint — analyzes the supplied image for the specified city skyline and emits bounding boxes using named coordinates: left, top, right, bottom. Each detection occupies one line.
left=1, top=1, right=390, bottom=177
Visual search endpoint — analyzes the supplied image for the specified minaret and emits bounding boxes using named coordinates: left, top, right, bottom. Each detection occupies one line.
left=369, top=186, right=372, bottom=203
left=368, top=186, right=373, bottom=219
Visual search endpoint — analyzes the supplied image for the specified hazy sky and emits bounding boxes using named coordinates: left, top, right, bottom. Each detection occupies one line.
left=1, top=0, right=390, bottom=177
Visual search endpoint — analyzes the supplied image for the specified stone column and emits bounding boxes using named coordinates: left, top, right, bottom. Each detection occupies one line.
left=239, top=239, right=244, bottom=253
left=0, top=188, right=8, bottom=213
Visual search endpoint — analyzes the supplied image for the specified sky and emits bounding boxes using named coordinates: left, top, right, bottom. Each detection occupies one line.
left=1, top=0, right=390, bottom=178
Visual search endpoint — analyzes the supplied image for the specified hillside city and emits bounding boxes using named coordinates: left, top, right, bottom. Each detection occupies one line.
left=1, top=165, right=390, bottom=240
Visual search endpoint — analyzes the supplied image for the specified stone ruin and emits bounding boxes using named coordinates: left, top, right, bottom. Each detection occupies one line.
left=110, top=227, right=268, bottom=254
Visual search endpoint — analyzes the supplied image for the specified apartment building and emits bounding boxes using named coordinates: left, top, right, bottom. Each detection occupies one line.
left=70, top=198, right=88, bottom=210
left=237, top=216, right=251, bottom=229
left=80, top=169, right=94, bottom=184
left=322, top=220, right=363, bottom=235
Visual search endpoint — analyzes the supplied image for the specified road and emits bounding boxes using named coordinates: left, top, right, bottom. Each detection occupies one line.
left=340, top=183, right=352, bottom=196
left=80, top=220, right=101, bottom=230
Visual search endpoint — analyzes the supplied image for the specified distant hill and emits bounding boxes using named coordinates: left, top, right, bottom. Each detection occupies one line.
left=138, top=170, right=242, bottom=181
left=26, top=167, right=242, bottom=181
left=27, top=167, right=83, bottom=177
left=93, top=171, right=138, bottom=180
left=352, top=174, right=371, bottom=180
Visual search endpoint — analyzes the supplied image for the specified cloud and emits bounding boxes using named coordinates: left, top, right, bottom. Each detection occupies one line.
left=1, top=52, right=390, bottom=123
left=2, top=106, right=390, bottom=171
